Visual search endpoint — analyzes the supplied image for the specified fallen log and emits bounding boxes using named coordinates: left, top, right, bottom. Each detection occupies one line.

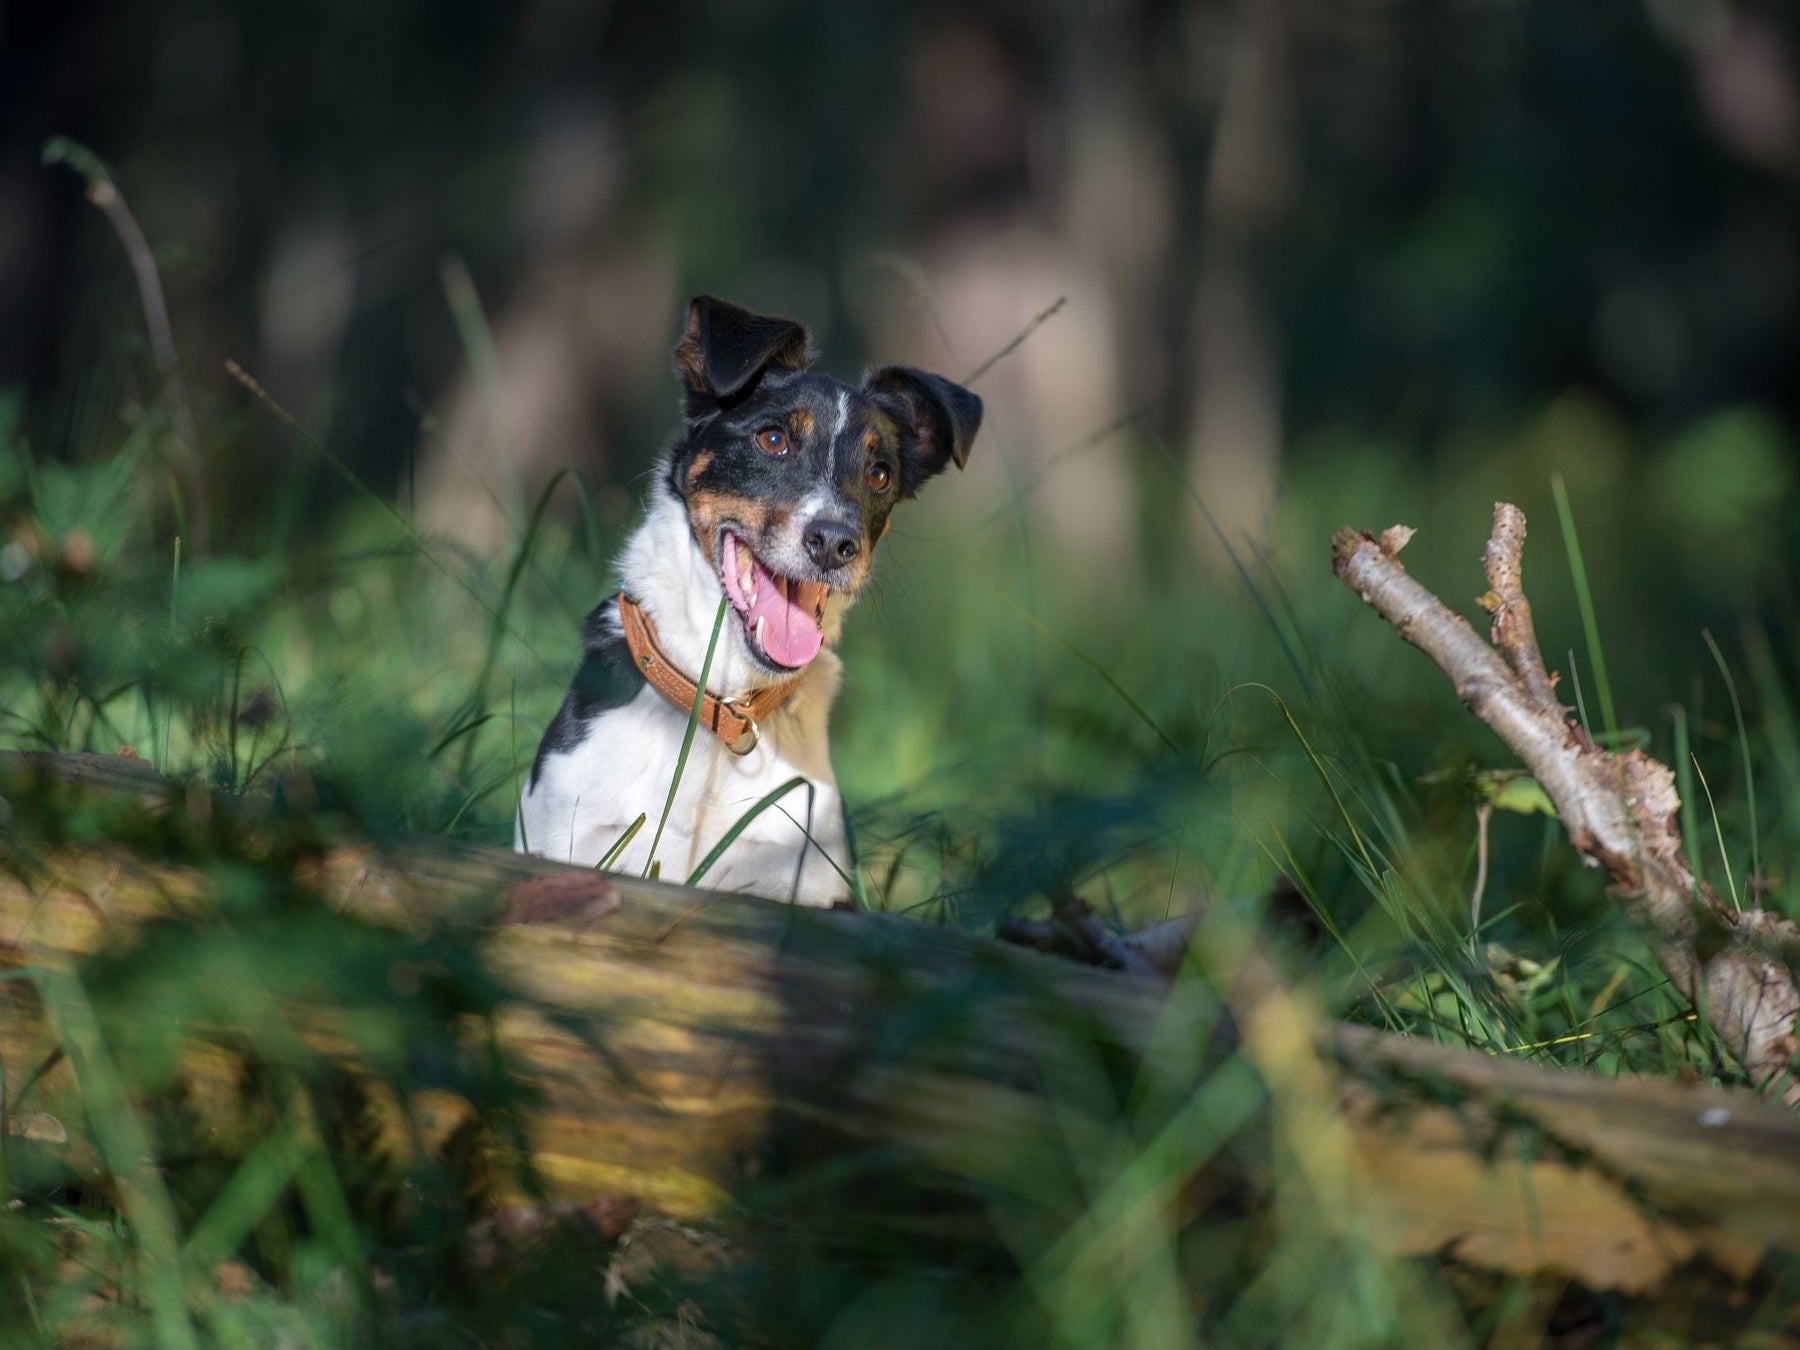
left=4, top=751, right=1800, bottom=1337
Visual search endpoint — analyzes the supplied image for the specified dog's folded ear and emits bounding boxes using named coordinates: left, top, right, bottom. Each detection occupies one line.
left=862, top=366, right=983, bottom=495
left=674, top=296, right=813, bottom=406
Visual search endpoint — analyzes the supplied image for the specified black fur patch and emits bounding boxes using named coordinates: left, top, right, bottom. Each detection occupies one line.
left=863, top=366, right=983, bottom=495
left=529, top=597, right=643, bottom=788
left=674, top=295, right=813, bottom=410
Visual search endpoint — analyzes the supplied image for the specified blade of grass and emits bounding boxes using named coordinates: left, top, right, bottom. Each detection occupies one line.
left=454, top=466, right=591, bottom=781
left=769, top=797, right=875, bottom=903
left=431, top=712, right=497, bottom=759
left=161, top=534, right=180, bottom=772
left=34, top=967, right=198, bottom=1350
left=973, top=401, right=1161, bottom=533
left=1671, top=703, right=1704, bottom=883
left=994, top=588, right=1185, bottom=759
left=1030, top=1056, right=1263, bottom=1348
left=1550, top=474, right=1617, bottom=745
left=866, top=261, right=1046, bottom=783
left=1146, top=431, right=1311, bottom=697
left=179, top=1122, right=312, bottom=1271
left=1702, top=628, right=1759, bottom=889
left=687, top=777, right=815, bottom=886
left=290, top=1130, right=365, bottom=1276
left=547, top=463, right=610, bottom=594
left=43, top=137, right=204, bottom=536
left=1743, top=625, right=1800, bottom=850
left=0, top=1043, right=9, bottom=1195
left=644, top=595, right=729, bottom=877
left=443, top=765, right=516, bottom=832
left=509, top=677, right=526, bottom=850
left=1565, top=649, right=1591, bottom=738
left=440, top=253, right=519, bottom=517
left=1691, top=753, right=1740, bottom=912
left=1252, top=830, right=1398, bottom=1030
left=225, top=358, right=550, bottom=668
left=1243, top=682, right=1380, bottom=883
left=598, top=812, right=647, bottom=871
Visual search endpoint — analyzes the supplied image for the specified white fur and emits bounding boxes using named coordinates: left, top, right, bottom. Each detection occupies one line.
left=516, top=472, right=856, bottom=906
left=830, top=389, right=851, bottom=473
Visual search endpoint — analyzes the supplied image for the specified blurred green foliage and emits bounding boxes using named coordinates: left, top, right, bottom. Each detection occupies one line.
left=5, top=335, right=1799, bottom=1339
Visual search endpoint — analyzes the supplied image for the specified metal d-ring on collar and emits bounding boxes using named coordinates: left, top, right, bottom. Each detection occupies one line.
left=719, top=698, right=761, bottom=756
left=616, top=592, right=799, bottom=755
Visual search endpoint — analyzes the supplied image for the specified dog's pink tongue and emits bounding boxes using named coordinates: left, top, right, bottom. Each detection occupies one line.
left=748, top=571, right=825, bottom=668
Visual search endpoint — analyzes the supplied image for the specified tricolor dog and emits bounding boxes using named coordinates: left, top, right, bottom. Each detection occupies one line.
left=516, top=296, right=982, bottom=906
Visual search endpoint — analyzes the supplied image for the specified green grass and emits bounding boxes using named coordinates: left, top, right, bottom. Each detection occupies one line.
left=1551, top=472, right=1619, bottom=746
left=4, top=311, right=1800, bottom=1343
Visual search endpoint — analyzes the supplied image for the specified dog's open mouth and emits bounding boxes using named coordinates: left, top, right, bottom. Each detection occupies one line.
left=719, top=530, right=828, bottom=670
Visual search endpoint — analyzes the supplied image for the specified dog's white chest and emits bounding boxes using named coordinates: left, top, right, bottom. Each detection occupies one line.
left=517, top=677, right=851, bottom=907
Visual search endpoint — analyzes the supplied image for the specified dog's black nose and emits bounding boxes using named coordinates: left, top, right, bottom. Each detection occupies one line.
left=803, top=518, right=862, bottom=570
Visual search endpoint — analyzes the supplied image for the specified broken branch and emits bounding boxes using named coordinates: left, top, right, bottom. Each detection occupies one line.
left=1333, top=505, right=1800, bottom=1100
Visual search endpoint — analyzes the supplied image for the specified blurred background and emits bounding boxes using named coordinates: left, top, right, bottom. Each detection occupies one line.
left=10, top=0, right=1798, bottom=555
left=10, top=4, right=1800, bottom=1339
left=5, top=0, right=1800, bottom=917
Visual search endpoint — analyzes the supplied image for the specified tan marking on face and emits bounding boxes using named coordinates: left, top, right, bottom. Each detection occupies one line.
left=863, top=428, right=882, bottom=457
left=846, top=555, right=873, bottom=591
left=686, top=451, right=715, bottom=485
left=788, top=409, right=815, bottom=440
left=685, top=489, right=773, bottom=557
left=689, top=490, right=877, bottom=596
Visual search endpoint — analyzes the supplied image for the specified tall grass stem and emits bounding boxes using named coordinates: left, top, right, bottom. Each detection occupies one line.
left=1550, top=475, right=1618, bottom=745
left=645, top=596, right=729, bottom=877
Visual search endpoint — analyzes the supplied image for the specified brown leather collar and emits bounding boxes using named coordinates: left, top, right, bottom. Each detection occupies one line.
left=617, top=592, right=802, bottom=755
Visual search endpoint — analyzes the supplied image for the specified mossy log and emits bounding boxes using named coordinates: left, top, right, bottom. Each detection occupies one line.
left=5, top=752, right=1800, bottom=1329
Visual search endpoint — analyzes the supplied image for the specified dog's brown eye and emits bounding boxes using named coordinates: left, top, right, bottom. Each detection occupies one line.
left=866, top=462, right=892, bottom=492
left=755, top=427, right=788, bottom=455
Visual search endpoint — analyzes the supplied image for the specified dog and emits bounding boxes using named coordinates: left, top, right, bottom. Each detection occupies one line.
left=516, top=296, right=982, bottom=907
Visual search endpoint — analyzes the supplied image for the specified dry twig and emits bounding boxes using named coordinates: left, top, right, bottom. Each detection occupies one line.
left=1334, top=504, right=1800, bottom=1101
left=995, top=886, right=1204, bottom=980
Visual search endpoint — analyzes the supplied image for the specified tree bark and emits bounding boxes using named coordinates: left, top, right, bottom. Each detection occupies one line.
left=4, top=751, right=1800, bottom=1321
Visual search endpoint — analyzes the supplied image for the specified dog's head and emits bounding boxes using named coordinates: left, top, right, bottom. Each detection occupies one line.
left=664, top=295, right=982, bottom=673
